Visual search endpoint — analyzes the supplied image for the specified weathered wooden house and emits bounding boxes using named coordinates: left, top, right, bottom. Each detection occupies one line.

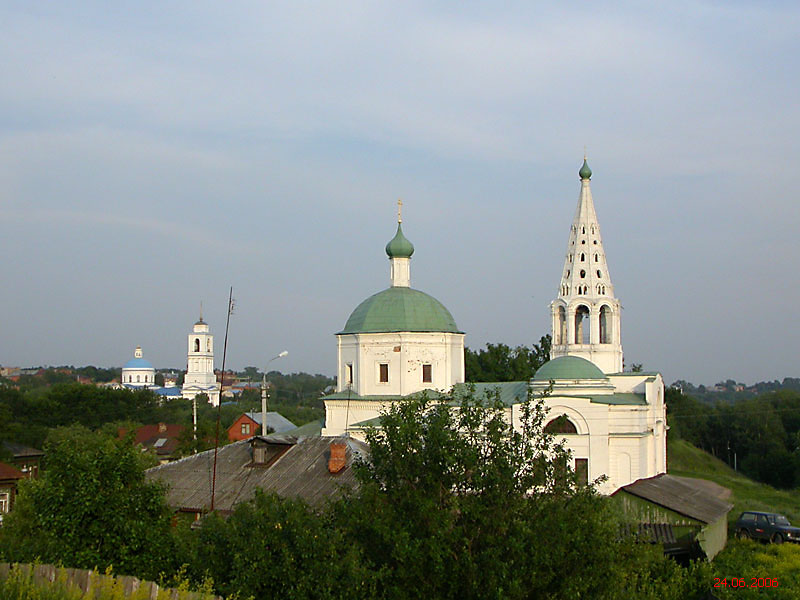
left=611, top=473, right=733, bottom=560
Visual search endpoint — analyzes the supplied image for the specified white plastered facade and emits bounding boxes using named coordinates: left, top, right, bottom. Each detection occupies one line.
left=530, top=372, right=667, bottom=494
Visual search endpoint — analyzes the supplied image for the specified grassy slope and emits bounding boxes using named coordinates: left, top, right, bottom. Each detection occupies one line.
left=667, top=438, right=800, bottom=525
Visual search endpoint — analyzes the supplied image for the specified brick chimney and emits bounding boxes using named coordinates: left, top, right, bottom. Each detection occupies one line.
left=328, top=440, right=347, bottom=474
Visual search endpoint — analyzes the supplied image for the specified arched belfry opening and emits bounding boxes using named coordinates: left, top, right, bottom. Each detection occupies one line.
left=599, top=305, right=612, bottom=344
left=194, top=338, right=200, bottom=352
left=574, top=305, right=590, bottom=344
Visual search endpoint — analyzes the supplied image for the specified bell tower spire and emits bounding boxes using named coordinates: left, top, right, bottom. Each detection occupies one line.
left=549, top=158, right=623, bottom=373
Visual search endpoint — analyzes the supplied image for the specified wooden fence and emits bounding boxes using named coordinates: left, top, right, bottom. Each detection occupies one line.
left=0, top=562, right=222, bottom=600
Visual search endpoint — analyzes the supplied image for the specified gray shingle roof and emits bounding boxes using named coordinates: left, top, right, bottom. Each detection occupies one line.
left=145, top=435, right=366, bottom=512
left=616, top=474, right=733, bottom=524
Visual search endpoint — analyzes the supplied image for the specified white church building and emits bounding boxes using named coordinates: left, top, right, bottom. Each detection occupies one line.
left=181, top=315, right=221, bottom=406
left=323, top=160, right=667, bottom=494
left=121, top=346, right=156, bottom=387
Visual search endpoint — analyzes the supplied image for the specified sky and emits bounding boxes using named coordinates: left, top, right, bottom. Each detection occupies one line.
left=1, top=2, right=798, bottom=386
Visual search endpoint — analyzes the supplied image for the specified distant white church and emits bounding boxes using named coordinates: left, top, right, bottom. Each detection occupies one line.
left=181, top=315, right=220, bottom=406
left=122, top=346, right=156, bottom=386
left=323, top=160, right=667, bottom=494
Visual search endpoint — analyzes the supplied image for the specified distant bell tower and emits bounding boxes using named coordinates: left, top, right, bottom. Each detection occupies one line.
left=549, top=158, right=623, bottom=374
left=181, top=311, right=220, bottom=405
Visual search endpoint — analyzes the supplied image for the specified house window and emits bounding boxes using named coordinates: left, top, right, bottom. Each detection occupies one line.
left=422, top=364, right=432, bottom=383
left=0, top=491, right=9, bottom=513
left=575, top=458, right=589, bottom=486
left=241, top=423, right=251, bottom=435
left=379, top=363, right=389, bottom=383
left=346, top=364, right=353, bottom=385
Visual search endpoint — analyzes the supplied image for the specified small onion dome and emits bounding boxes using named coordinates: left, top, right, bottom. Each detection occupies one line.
left=579, top=158, right=592, bottom=180
left=385, top=223, right=415, bottom=258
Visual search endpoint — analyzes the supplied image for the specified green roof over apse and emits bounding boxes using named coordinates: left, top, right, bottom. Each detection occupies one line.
left=340, top=287, right=461, bottom=334
left=533, top=356, right=607, bottom=381
left=385, top=223, right=415, bottom=258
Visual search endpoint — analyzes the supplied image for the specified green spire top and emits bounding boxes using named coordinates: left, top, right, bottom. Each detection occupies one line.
left=579, top=157, right=592, bottom=180
left=385, top=223, right=414, bottom=258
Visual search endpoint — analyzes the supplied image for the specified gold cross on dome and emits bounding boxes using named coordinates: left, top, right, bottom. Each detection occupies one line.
left=397, top=198, right=403, bottom=223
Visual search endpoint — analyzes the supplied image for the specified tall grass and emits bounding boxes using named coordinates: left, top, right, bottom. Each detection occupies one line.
left=667, top=439, right=800, bottom=524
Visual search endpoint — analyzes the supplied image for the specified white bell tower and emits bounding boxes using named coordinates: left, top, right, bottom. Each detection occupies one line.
left=181, top=311, right=220, bottom=405
left=549, top=158, right=623, bottom=374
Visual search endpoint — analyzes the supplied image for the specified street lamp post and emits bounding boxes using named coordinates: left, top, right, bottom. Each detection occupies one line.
left=261, top=351, right=288, bottom=436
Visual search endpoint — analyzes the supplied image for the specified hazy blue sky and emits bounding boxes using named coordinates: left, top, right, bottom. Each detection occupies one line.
left=1, top=2, right=798, bottom=386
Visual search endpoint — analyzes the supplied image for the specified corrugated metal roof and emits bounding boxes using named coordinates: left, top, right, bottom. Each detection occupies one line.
left=452, top=382, right=529, bottom=406
left=590, top=393, right=646, bottom=405
left=243, top=412, right=297, bottom=433
left=615, top=474, right=733, bottom=524
left=145, top=436, right=367, bottom=512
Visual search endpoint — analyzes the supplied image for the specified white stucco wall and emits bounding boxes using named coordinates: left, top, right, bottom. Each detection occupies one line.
left=336, top=332, right=464, bottom=396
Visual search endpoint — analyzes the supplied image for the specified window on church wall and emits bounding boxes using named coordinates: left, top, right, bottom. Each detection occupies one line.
left=575, top=458, right=589, bottom=486
left=346, top=364, right=353, bottom=385
left=136, top=375, right=140, bottom=383
left=207, top=339, right=211, bottom=352
left=600, top=305, right=612, bottom=344
left=580, top=269, right=586, bottom=278
left=575, top=305, right=590, bottom=344
left=581, top=226, right=585, bottom=234
left=379, top=363, right=389, bottom=383
left=580, top=253, right=585, bottom=262
left=597, top=270, right=602, bottom=278
left=422, top=364, right=432, bottom=383
left=194, top=338, right=200, bottom=352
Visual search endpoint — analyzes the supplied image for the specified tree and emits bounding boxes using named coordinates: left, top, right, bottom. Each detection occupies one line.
left=465, top=335, right=551, bottom=382
left=189, top=491, right=375, bottom=599
left=336, top=387, right=705, bottom=599
left=0, top=426, right=176, bottom=579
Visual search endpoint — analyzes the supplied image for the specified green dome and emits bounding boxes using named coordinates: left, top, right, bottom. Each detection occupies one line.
left=579, top=158, right=592, bottom=180
left=385, top=223, right=414, bottom=258
left=340, top=287, right=461, bottom=334
left=533, top=356, right=606, bottom=381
